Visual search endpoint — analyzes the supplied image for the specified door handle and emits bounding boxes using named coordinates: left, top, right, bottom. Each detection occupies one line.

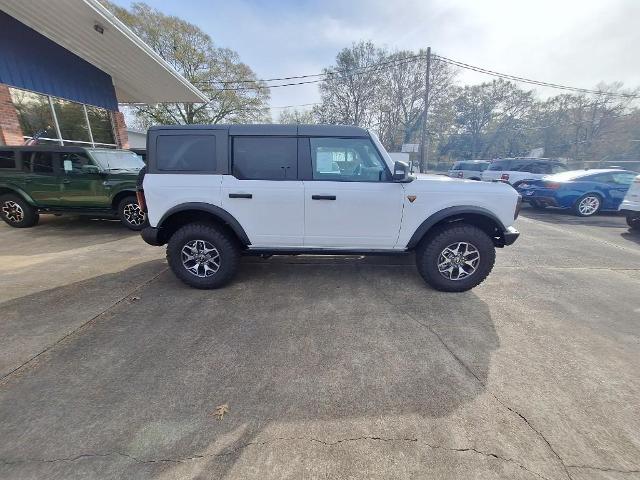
left=229, top=193, right=252, bottom=199
left=312, top=195, right=336, bottom=200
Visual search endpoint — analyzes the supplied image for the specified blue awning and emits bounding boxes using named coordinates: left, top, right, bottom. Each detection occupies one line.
left=0, top=11, right=118, bottom=110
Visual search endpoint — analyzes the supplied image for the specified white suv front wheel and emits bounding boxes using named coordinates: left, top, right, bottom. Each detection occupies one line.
left=167, top=223, right=240, bottom=289
left=416, top=224, right=496, bottom=292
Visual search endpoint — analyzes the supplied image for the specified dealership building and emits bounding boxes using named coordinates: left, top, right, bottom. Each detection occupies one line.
left=0, top=0, right=206, bottom=149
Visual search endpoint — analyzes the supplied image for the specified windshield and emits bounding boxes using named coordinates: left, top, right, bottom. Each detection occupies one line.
left=90, top=150, right=145, bottom=172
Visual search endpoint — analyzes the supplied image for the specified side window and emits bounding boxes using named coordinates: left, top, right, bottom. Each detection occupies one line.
left=550, top=164, right=567, bottom=174
left=527, top=163, right=547, bottom=174
left=60, top=152, right=93, bottom=175
left=156, top=135, right=216, bottom=171
left=588, top=173, right=613, bottom=184
left=310, top=137, right=389, bottom=182
left=488, top=161, right=509, bottom=171
left=0, top=150, right=16, bottom=169
left=611, top=172, right=636, bottom=185
left=232, top=137, right=297, bottom=180
left=28, top=152, right=56, bottom=175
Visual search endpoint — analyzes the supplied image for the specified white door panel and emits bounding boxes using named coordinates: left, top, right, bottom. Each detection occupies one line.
left=221, top=176, right=304, bottom=247
left=303, top=181, right=404, bottom=248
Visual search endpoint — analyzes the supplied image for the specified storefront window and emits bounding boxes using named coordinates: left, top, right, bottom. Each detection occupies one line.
left=10, top=89, right=57, bottom=139
left=52, top=98, right=91, bottom=143
left=8, top=87, right=118, bottom=147
left=86, top=106, right=115, bottom=145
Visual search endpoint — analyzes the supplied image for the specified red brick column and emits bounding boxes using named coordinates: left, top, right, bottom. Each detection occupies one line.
left=112, top=110, right=129, bottom=149
left=0, top=84, right=24, bottom=145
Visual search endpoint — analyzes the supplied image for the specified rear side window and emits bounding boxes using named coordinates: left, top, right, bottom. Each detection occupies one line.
left=488, top=160, right=510, bottom=171
left=156, top=135, right=216, bottom=171
left=232, top=137, right=297, bottom=180
left=451, top=162, right=463, bottom=170
left=0, top=151, right=15, bottom=169
left=24, top=152, right=55, bottom=174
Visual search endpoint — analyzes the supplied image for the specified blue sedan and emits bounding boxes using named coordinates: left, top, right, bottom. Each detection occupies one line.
left=517, top=169, right=638, bottom=216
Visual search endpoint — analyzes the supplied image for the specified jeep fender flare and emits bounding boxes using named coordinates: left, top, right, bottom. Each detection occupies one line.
left=0, top=183, right=37, bottom=206
left=406, top=206, right=506, bottom=249
left=158, top=202, right=251, bottom=245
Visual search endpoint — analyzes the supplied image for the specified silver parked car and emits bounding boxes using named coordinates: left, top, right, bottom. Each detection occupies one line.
left=447, top=160, right=490, bottom=180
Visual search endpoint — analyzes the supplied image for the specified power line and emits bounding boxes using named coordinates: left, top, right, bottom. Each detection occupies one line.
left=202, top=52, right=427, bottom=86
left=193, top=51, right=639, bottom=101
left=433, top=54, right=640, bottom=99
left=193, top=53, right=428, bottom=90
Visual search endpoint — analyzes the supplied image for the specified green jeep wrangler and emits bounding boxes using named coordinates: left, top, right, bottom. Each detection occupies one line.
left=0, top=146, right=146, bottom=230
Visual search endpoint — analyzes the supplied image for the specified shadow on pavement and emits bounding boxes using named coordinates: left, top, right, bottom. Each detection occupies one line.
left=0, top=259, right=498, bottom=479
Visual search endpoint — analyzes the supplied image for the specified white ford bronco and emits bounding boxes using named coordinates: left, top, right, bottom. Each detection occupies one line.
left=137, top=125, right=520, bottom=292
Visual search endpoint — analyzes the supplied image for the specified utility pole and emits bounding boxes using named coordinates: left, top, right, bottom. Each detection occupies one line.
left=420, top=47, right=431, bottom=173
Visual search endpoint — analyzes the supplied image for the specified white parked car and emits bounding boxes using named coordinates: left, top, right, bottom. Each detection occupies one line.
left=619, top=174, right=640, bottom=230
left=137, top=125, right=521, bottom=292
left=447, top=160, right=489, bottom=180
left=481, top=158, right=568, bottom=187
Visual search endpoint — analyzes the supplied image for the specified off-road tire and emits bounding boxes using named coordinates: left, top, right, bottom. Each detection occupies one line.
left=0, top=194, right=39, bottom=228
left=627, top=213, right=640, bottom=231
left=167, top=223, right=240, bottom=289
left=118, top=196, right=147, bottom=230
left=416, top=224, right=496, bottom=292
left=573, top=193, right=602, bottom=217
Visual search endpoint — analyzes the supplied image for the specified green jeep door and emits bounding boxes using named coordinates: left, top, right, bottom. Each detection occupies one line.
left=22, top=151, right=62, bottom=206
left=59, top=151, right=108, bottom=207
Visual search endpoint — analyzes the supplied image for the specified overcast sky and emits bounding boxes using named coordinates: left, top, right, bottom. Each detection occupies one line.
left=114, top=0, right=640, bottom=116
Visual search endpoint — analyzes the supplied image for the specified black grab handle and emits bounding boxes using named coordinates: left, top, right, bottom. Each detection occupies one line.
left=229, top=193, right=252, bottom=199
left=311, top=195, right=336, bottom=200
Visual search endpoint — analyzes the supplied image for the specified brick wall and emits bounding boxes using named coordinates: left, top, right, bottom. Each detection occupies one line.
left=112, top=111, right=129, bottom=149
left=0, top=83, right=24, bottom=145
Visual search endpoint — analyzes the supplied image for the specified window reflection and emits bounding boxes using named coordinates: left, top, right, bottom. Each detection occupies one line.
left=9, top=89, right=57, bottom=139
left=52, top=98, right=91, bottom=142
left=8, top=87, right=117, bottom=147
left=86, top=106, right=115, bottom=144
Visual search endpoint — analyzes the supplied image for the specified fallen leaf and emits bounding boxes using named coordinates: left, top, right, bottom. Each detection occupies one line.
left=212, top=404, right=229, bottom=420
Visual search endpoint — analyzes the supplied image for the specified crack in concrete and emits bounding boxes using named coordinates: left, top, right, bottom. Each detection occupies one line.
left=566, top=464, right=640, bottom=475
left=371, top=286, right=574, bottom=480
left=0, top=436, right=552, bottom=479
left=0, top=267, right=168, bottom=385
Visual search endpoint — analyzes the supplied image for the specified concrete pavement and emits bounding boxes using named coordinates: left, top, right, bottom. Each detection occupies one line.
left=0, top=209, right=639, bottom=479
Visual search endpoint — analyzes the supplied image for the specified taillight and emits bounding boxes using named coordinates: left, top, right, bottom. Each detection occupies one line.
left=546, top=182, right=562, bottom=190
left=501, top=173, right=510, bottom=181
left=136, top=189, right=147, bottom=212
left=457, top=171, right=464, bottom=178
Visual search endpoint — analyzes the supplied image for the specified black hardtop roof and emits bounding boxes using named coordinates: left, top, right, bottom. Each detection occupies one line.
left=147, top=124, right=371, bottom=138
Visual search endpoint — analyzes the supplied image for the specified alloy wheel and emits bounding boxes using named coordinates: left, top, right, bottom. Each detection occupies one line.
left=578, top=196, right=600, bottom=216
left=181, top=239, right=221, bottom=277
left=123, top=202, right=146, bottom=226
left=437, top=241, right=480, bottom=281
left=2, top=201, right=24, bottom=223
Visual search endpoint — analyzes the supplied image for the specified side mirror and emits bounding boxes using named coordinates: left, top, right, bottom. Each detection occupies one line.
left=392, top=161, right=412, bottom=182
left=81, top=165, right=102, bottom=175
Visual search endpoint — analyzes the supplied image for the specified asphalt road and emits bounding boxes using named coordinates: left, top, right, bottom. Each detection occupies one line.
left=0, top=208, right=639, bottom=480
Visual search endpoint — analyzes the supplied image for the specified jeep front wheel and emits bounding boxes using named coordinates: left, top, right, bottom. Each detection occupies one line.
left=118, top=196, right=147, bottom=230
left=0, top=194, right=39, bottom=228
left=416, top=224, right=496, bottom=292
left=166, top=223, right=240, bottom=289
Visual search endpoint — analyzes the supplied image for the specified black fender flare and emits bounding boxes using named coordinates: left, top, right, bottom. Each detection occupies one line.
left=0, top=184, right=36, bottom=206
left=158, top=202, right=251, bottom=245
left=406, top=206, right=506, bottom=249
